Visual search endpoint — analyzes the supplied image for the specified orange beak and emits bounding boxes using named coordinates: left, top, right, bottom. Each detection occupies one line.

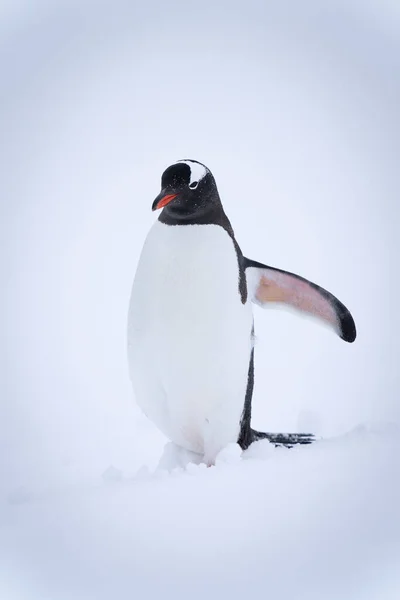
left=152, top=193, right=178, bottom=211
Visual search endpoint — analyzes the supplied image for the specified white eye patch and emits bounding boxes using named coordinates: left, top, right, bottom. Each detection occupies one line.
left=177, top=160, right=207, bottom=187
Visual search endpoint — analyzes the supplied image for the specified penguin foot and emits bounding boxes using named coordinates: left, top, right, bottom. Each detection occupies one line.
left=251, top=429, right=317, bottom=448
left=156, top=442, right=203, bottom=472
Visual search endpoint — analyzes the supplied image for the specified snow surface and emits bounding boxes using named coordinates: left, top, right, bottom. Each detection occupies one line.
left=2, top=1, right=400, bottom=599
left=1, top=427, right=400, bottom=600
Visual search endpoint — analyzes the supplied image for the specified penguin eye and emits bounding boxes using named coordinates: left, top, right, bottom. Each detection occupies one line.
left=189, top=181, right=199, bottom=190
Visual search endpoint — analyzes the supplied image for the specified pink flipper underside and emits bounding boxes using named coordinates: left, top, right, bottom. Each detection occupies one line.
left=252, top=268, right=339, bottom=332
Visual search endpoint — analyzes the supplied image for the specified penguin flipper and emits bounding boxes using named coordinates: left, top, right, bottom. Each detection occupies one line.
left=244, top=258, right=356, bottom=343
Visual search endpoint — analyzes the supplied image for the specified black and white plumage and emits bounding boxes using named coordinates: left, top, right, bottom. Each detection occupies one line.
left=127, top=160, right=356, bottom=465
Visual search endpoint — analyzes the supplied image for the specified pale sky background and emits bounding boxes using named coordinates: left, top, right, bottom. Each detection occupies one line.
left=1, top=2, right=400, bottom=599
left=1, top=0, right=399, bottom=499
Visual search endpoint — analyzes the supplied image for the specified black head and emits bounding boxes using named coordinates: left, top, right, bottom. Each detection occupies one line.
left=152, top=160, right=221, bottom=221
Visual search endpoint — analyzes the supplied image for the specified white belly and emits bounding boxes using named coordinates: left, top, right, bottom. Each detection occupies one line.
left=127, top=221, right=253, bottom=463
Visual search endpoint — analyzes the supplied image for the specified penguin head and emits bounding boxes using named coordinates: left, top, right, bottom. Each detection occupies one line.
left=152, top=160, right=219, bottom=218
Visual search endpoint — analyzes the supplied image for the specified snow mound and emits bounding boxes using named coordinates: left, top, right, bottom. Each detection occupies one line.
left=1, top=428, right=399, bottom=600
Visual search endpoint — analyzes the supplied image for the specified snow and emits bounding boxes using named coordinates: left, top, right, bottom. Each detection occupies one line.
left=2, top=1, right=400, bottom=599
left=1, top=428, right=400, bottom=600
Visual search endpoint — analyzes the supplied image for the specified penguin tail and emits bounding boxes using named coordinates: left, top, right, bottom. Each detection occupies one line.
left=251, top=429, right=317, bottom=448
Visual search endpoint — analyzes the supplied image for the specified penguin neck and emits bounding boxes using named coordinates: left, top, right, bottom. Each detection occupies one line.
left=158, top=198, right=234, bottom=236
left=158, top=195, right=247, bottom=304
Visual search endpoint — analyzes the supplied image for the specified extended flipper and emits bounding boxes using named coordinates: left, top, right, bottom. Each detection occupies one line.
left=244, top=258, right=356, bottom=343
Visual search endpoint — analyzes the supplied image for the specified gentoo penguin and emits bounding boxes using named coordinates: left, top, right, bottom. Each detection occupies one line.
left=127, top=160, right=356, bottom=466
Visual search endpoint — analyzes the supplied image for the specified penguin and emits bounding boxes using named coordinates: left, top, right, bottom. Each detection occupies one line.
left=127, top=159, right=356, bottom=466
